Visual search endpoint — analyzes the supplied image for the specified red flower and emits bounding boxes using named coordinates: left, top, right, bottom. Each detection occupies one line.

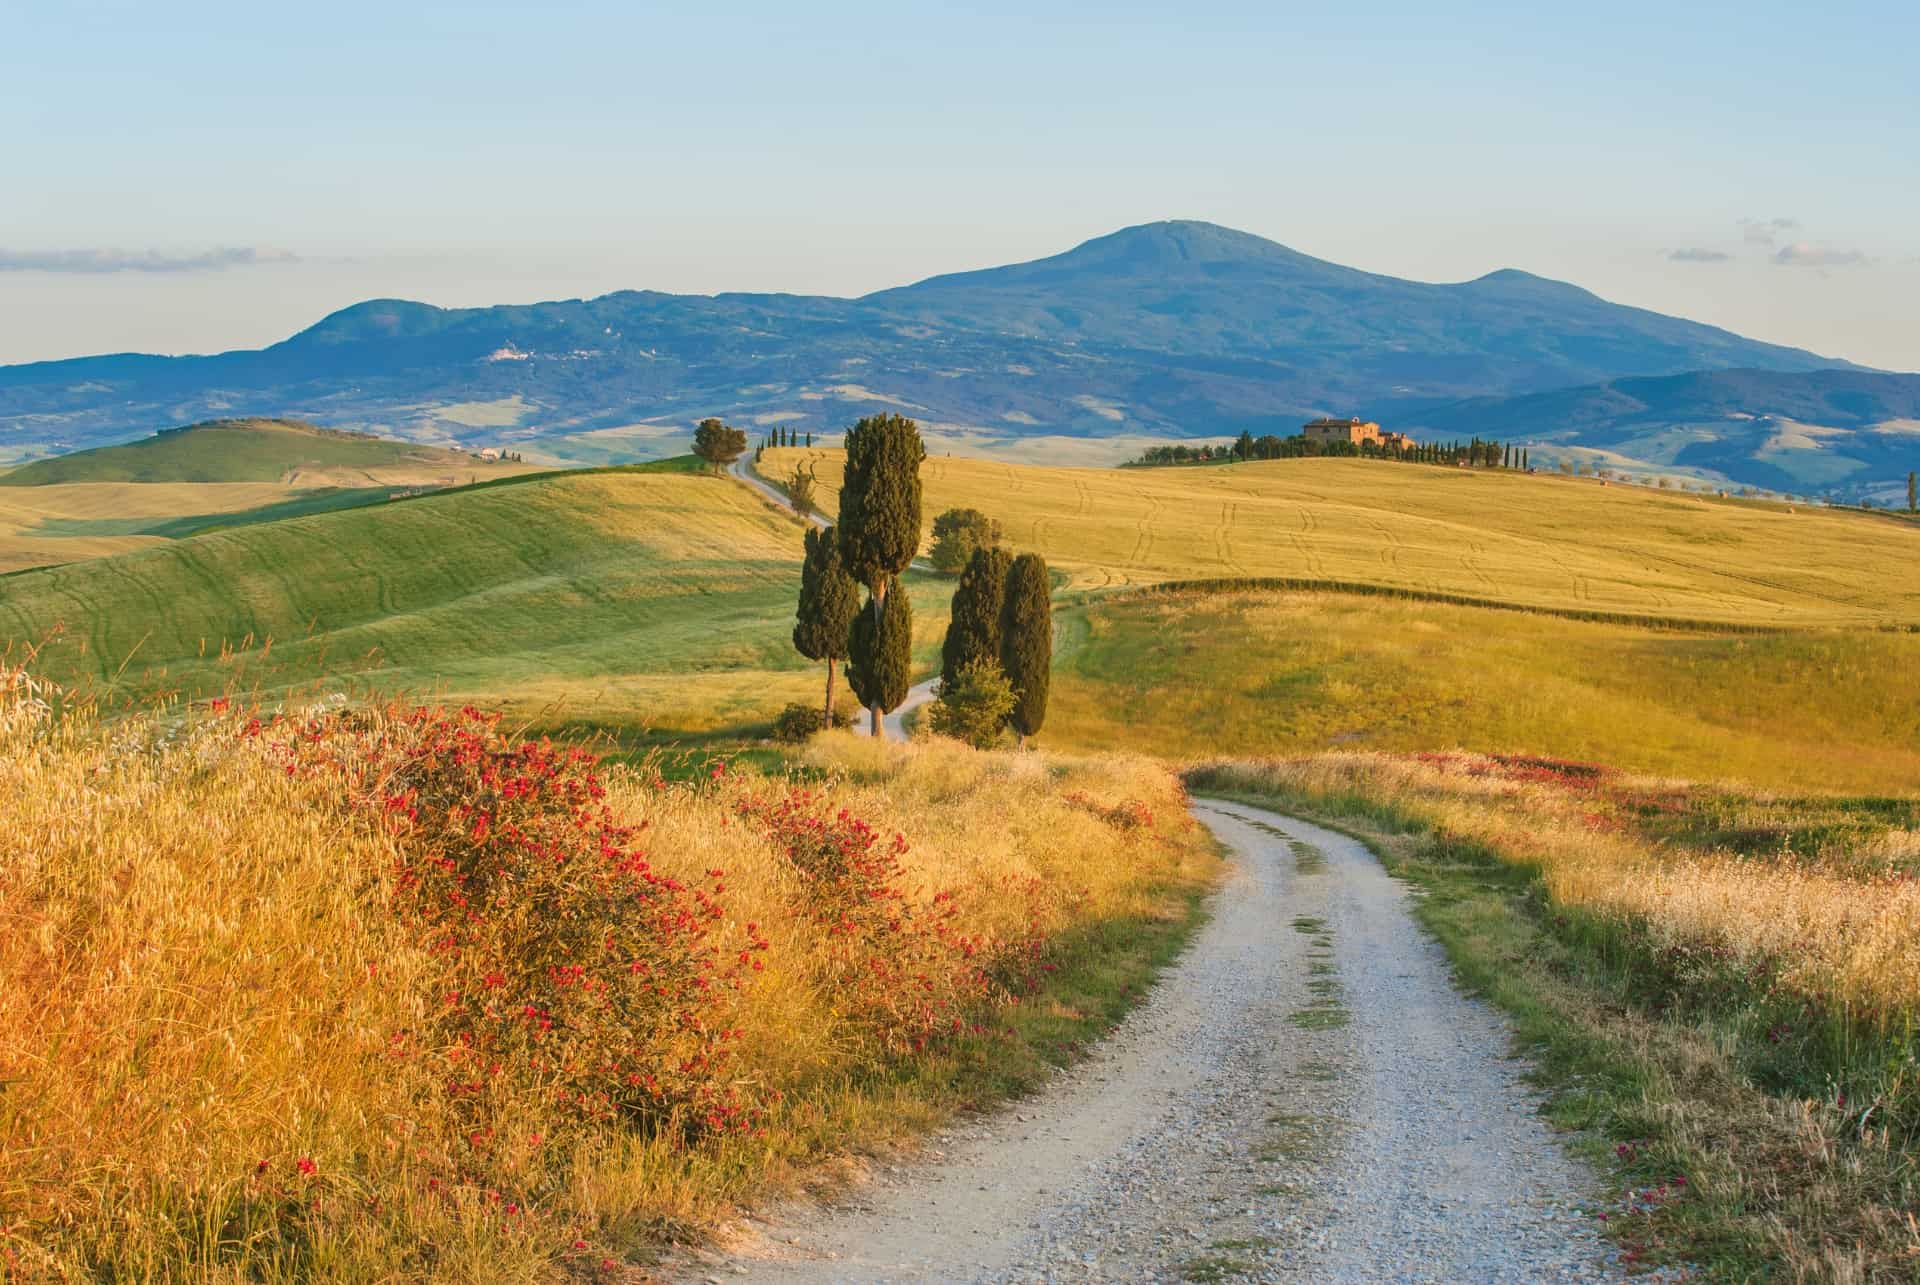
left=296, top=1156, right=317, bottom=1176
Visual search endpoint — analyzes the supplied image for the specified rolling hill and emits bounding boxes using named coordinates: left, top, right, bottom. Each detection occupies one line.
left=0, top=416, right=533, bottom=486
left=0, top=465, right=949, bottom=737
left=0, top=222, right=1863, bottom=487
left=8, top=450, right=1920, bottom=784
left=767, top=448, right=1920, bottom=627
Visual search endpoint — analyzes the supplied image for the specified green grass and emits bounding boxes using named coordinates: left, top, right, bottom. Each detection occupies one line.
left=1048, top=588, right=1920, bottom=792
left=0, top=468, right=951, bottom=741
left=0, top=418, right=535, bottom=486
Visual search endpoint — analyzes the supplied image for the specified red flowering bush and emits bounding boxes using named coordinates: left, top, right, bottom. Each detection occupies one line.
left=258, top=706, right=766, bottom=1148
left=737, top=789, right=1003, bottom=1054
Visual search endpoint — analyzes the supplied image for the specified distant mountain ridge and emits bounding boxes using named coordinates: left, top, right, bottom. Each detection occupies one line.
left=1409, top=369, right=1920, bottom=498
left=0, top=220, right=1880, bottom=491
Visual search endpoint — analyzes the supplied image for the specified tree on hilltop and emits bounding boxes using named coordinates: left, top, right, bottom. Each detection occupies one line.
left=847, top=574, right=912, bottom=730
left=793, top=525, right=860, bottom=729
left=692, top=418, right=747, bottom=472
left=929, top=507, right=1003, bottom=574
left=837, top=414, right=925, bottom=735
left=941, top=546, right=1012, bottom=690
left=999, top=553, right=1052, bottom=748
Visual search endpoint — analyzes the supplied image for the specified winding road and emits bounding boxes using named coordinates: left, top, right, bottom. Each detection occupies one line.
left=683, top=803, right=1631, bottom=1284
left=728, top=455, right=935, bottom=741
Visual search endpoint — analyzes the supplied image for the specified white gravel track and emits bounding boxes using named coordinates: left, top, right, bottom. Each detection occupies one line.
left=684, top=801, right=1630, bottom=1283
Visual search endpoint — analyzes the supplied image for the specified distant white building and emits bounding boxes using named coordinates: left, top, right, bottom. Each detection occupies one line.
left=476, top=447, right=501, bottom=461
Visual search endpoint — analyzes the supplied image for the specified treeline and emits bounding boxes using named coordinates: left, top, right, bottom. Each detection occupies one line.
left=1133, top=433, right=1530, bottom=470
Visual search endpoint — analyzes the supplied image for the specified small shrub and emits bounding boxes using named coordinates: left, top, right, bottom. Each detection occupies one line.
left=929, top=658, right=1017, bottom=748
left=771, top=700, right=853, bottom=742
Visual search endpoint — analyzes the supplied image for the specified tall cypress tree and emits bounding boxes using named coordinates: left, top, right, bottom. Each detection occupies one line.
left=941, top=546, right=1012, bottom=689
left=847, top=574, right=912, bottom=727
left=793, top=524, right=861, bottom=728
left=1908, top=470, right=1916, bottom=514
left=838, top=414, right=926, bottom=734
left=999, top=553, right=1052, bottom=747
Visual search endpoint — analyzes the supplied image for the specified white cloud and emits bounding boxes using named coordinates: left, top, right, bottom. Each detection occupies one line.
left=0, top=246, right=298, bottom=274
left=1667, top=247, right=1733, bottom=263
left=1772, top=242, right=1869, bottom=268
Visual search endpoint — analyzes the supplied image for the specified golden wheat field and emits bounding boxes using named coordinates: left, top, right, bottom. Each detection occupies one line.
left=0, top=482, right=308, bottom=573
left=764, top=448, right=1920, bottom=627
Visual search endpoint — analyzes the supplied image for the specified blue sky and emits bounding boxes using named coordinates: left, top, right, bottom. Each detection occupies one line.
left=5, top=0, right=1916, bottom=369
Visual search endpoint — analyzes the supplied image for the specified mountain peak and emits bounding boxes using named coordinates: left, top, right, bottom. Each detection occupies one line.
left=876, top=219, right=1355, bottom=298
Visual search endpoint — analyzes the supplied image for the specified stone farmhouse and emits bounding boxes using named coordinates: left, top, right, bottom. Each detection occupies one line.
left=1302, top=417, right=1413, bottom=450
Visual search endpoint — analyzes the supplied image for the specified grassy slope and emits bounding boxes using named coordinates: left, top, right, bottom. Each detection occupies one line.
left=766, top=448, right=1920, bottom=627
left=0, top=466, right=949, bottom=740
left=0, top=418, right=534, bottom=487
left=1050, top=589, right=1920, bottom=793
left=0, top=481, right=306, bottom=574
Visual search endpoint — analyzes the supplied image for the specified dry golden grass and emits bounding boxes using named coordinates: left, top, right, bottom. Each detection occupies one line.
left=1196, top=754, right=1920, bottom=1027
left=765, top=448, right=1920, bottom=626
left=0, top=482, right=301, bottom=573
left=0, top=670, right=1214, bottom=1279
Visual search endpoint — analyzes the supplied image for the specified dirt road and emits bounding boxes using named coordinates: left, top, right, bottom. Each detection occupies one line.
left=688, top=802, right=1628, bottom=1283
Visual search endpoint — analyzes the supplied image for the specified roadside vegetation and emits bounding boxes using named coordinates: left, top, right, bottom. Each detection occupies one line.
left=0, top=669, right=1215, bottom=1279
left=1191, top=752, right=1920, bottom=1279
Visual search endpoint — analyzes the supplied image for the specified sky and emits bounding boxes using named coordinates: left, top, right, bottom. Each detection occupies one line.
left=4, top=0, right=1917, bottom=371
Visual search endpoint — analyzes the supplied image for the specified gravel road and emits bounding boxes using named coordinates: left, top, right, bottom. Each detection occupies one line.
left=685, top=801, right=1632, bottom=1283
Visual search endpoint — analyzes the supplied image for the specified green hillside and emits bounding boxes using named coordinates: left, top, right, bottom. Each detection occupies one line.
left=0, top=466, right=945, bottom=740
left=0, top=418, right=526, bottom=486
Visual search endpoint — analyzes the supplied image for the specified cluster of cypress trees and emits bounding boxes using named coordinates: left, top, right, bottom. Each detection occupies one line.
left=939, top=546, right=1051, bottom=746
left=791, top=414, right=924, bottom=736
left=759, top=427, right=814, bottom=450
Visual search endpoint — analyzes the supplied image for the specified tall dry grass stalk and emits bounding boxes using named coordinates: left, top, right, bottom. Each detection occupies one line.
left=1194, top=752, right=1920, bottom=1031
left=0, top=675, right=1212, bottom=1279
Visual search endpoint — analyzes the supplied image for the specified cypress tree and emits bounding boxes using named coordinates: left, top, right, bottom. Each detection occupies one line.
left=806, top=431, right=813, bottom=448
left=838, top=414, right=926, bottom=733
left=1908, top=470, right=1915, bottom=513
left=941, top=546, right=1012, bottom=689
left=793, top=525, right=860, bottom=727
left=847, top=574, right=912, bottom=726
left=999, top=553, right=1052, bottom=747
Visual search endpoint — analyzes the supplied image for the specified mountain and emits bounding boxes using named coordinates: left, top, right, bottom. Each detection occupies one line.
left=1407, top=369, right=1920, bottom=497
left=0, top=220, right=1866, bottom=479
